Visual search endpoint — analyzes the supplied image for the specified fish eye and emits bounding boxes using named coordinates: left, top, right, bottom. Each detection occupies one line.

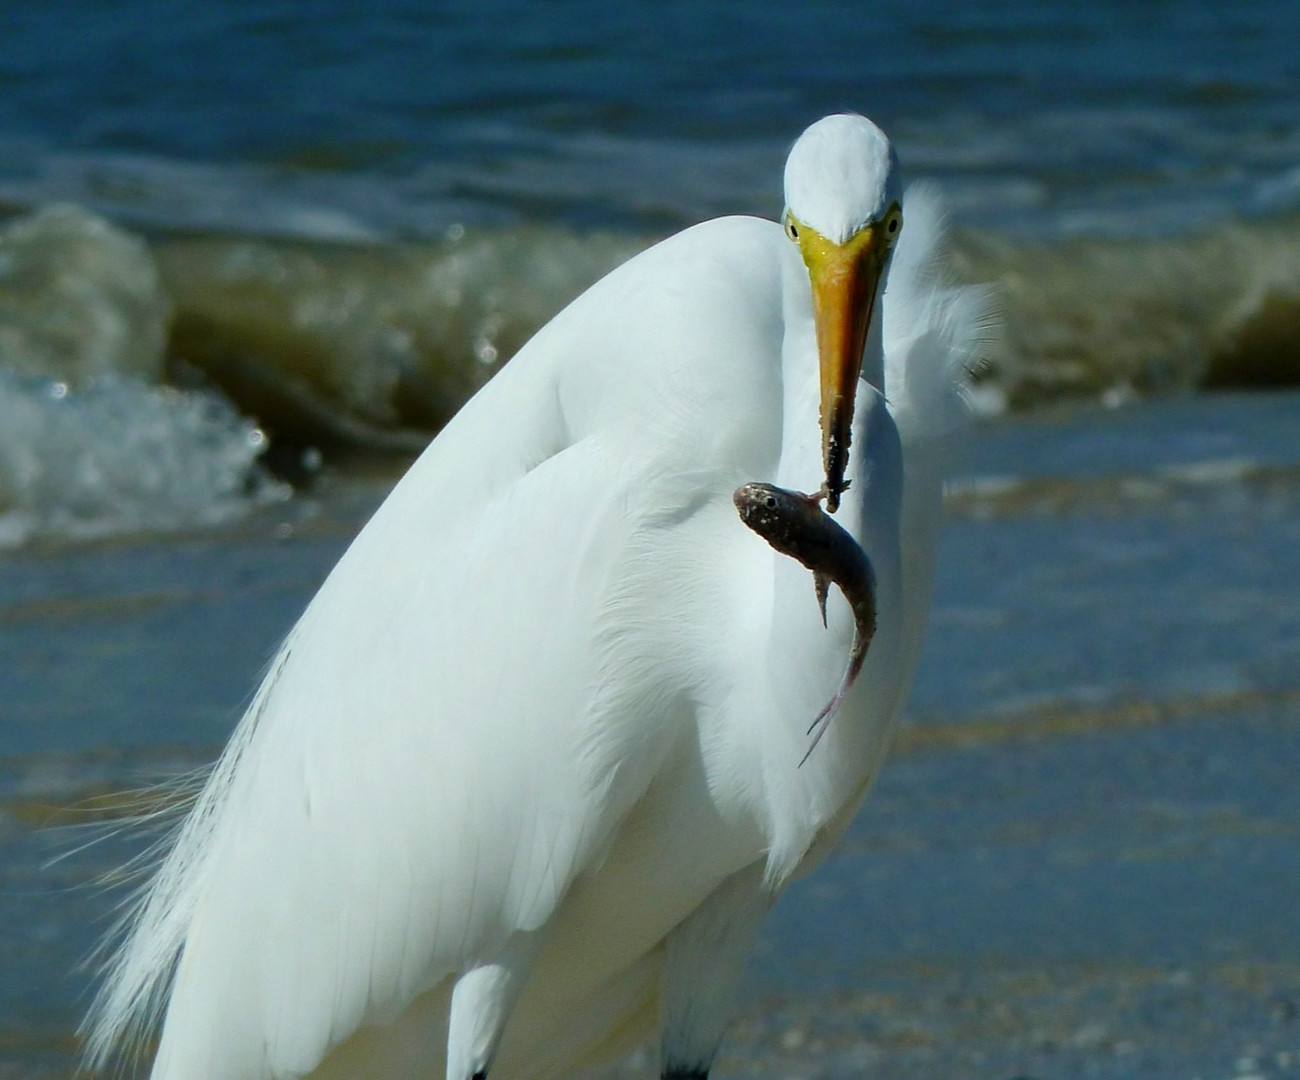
left=764, top=495, right=777, bottom=509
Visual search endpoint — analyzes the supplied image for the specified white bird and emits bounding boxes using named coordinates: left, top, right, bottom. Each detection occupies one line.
left=85, top=113, right=983, bottom=1080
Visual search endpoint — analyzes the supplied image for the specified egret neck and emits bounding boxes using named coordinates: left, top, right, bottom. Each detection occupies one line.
left=752, top=222, right=902, bottom=870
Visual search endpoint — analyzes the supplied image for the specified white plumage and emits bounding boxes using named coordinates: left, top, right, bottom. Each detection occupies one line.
left=85, top=114, right=984, bottom=1080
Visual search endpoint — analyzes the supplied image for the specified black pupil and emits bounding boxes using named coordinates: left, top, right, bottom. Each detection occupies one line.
left=764, top=496, right=777, bottom=509
left=888, top=218, right=898, bottom=233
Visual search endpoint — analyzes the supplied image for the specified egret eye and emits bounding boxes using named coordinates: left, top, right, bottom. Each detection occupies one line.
left=784, top=218, right=799, bottom=242
left=884, top=208, right=902, bottom=239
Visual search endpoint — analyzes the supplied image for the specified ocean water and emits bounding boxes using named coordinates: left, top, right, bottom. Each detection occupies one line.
left=6, top=394, right=1300, bottom=1079
left=2, top=0, right=1297, bottom=237
left=0, top=0, right=1298, bottom=540
left=3, top=5, right=1300, bottom=1078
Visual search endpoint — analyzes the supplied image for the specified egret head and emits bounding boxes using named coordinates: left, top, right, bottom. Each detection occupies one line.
left=783, top=114, right=903, bottom=512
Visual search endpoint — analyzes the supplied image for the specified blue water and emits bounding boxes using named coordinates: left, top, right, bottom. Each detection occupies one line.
left=6, top=394, right=1300, bottom=1079
left=1, top=0, right=1297, bottom=236
left=3, top=9, right=1300, bottom=1074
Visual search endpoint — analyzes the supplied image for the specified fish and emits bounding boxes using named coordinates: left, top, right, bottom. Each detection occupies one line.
left=733, top=481, right=877, bottom=763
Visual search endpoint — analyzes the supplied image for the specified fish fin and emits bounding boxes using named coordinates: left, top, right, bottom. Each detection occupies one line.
left=799, top=630, right=872, bottom=767
left=814, top=572, right=829, bottom=628
left=801, top=661, right=853, bottom=766
left=799, top=687, right=842, bottom=767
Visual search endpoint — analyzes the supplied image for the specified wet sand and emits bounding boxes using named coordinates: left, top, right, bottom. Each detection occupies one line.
left=3, top=393, right=1299, bottom=1078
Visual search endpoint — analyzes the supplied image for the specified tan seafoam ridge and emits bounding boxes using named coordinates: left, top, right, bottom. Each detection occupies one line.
left=150, top=212, right=1300, bottom=433
left=5, top=203, right=1300, bottom=451
left=893, top=683, right=1300, bottom=756
left=950, top=213, right=1300, bottom=409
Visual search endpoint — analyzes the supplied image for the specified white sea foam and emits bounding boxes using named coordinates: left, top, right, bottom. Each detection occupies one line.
left=0, top=373, right=288, bottom=548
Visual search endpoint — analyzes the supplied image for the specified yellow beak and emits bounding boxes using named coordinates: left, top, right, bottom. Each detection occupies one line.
left=794, top=218, right=889, bottom=513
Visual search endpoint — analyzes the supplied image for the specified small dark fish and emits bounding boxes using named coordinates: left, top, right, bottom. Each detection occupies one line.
left=733, top=481, right=877, bottom=763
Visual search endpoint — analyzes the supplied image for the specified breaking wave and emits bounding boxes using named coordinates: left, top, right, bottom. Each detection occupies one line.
left=1, top=199, right=1297, bottom=546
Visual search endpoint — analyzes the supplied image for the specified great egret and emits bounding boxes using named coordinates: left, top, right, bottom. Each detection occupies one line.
left=85, top=113, right=982, bottom=1080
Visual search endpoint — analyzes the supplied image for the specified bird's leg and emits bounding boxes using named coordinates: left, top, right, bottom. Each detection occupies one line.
left=659, top=864, right=771, bottom=1080
left=446, top=930, right=545, bottom=1080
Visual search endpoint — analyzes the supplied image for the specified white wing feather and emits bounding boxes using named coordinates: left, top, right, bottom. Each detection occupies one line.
left=84, top=218, right=792, bottom=1080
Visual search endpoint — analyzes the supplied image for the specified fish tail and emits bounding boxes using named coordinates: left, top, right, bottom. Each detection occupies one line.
left=800, top=671, right=849, bottom=766
left=799, top=632, right=871, bottom=766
